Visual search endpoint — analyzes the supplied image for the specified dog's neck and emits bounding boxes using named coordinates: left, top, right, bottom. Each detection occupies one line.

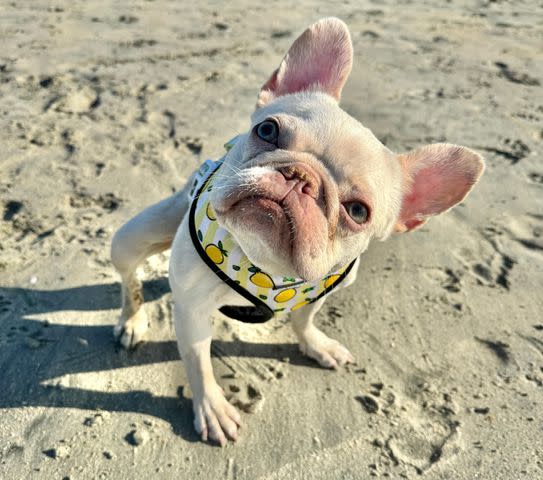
left=186, top=145, right=355, bottom=322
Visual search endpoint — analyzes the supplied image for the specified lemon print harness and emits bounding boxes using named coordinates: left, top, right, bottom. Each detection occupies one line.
left=188, top=141, right=355, bottom=323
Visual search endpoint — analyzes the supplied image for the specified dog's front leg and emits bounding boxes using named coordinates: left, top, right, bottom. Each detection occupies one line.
left=169, top=224, right=241, bottom=446
left=172, top=302, right=241, bottom=445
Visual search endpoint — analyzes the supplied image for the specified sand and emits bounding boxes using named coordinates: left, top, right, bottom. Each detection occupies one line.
left=1, top=1, right=542, bottom=478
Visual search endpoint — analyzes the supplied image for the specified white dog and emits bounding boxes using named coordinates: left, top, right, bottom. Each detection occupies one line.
left=111, top=18, right=484, bottom=446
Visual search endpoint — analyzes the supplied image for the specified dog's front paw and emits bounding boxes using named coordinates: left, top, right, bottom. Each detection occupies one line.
left=113, top=309, right=149, bottom=349
left=298, top=326, right=355, bottom=369
left=193, top=383, right=241, bottom=447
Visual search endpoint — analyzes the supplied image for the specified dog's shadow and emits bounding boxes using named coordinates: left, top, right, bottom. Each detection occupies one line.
left=0, top=280, right=313, bottom=441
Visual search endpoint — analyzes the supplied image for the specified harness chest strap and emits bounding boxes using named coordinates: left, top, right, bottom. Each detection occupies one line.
left=187, top=143, right=355, bottom=323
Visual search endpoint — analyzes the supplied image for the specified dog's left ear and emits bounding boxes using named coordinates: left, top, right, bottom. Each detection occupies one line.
left=395, top=144, right=485, bottom=232
left=257, top=17, right=353, bottom=107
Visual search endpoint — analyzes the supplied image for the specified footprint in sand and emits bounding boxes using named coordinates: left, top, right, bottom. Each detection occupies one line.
left=453, top=229, right=516, bottom=291
left=423, top=267, right=463, bottom=293
left=219, top=360, right=287, bottom=414
left=225, top=381, right=265, bottom=414
left=377, top=381, right=461, bottom=474
left=505, top=213, right=543, bottom=256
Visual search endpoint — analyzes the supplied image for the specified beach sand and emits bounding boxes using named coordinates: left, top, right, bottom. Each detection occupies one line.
left=1, top=1, right=542, bottom=478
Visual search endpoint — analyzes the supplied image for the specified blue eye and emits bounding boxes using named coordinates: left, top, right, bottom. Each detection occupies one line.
left=255, top=120, right=279, bottom=145
left=345, top=202, right=369, bottom=224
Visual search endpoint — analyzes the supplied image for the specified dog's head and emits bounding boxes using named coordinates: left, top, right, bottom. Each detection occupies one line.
left=210, top=18, right=484, bottom=281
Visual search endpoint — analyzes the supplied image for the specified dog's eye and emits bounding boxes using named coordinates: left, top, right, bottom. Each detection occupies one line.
left=345, top=202, right=369, bottom=224
left=255, top=120, right=279, bottom=145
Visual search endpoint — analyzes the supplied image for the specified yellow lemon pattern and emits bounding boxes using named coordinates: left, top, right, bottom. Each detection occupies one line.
left=206, top=203, right=216, bottom=221
left=274, top=289, right=297, bottom=303
left=205, top=242, right=227, bottom=265
left=188, top=151, right=355, bottom=320
left=324, top=274, right=341, bottom=289
left=250, top=272, right=274, bottom=289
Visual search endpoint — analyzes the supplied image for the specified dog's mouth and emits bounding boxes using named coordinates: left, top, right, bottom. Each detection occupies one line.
left=228, top=194, right=297, bottom=246
left=214, top=164, right=330, bottom=280
left=231, top=195, right=287, bottom=215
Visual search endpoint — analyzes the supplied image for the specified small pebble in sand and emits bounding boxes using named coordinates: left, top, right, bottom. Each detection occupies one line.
left=372, top=438, right=384, bottom=448
left=126, top=428, right=150, bottom=446
left=83, top=412, right=107, bottom=427
left=43, top=444, right=70, bottom=459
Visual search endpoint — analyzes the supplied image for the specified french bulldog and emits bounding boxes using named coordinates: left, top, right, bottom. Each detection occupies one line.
left=110, top=17, right=484, bottom=446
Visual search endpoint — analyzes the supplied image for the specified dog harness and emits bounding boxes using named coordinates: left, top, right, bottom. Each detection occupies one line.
left=188, top=139, right=356, bottom=323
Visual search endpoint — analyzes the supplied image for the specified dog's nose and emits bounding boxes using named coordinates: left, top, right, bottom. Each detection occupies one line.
left=279, top=165, right=320, bottom=199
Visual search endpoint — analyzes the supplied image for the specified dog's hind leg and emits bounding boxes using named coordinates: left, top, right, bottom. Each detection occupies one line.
left=110, top=176, right=194, bottom=348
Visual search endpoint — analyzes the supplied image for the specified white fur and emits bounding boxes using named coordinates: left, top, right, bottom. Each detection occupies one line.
left=110, top=18, right=483, bottom=446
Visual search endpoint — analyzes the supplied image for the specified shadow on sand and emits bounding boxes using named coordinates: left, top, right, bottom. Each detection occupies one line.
left=0, top=279, right=313, bottom=441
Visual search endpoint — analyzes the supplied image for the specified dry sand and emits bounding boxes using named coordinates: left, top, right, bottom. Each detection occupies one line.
left=1, top=1, right=542, bottom=478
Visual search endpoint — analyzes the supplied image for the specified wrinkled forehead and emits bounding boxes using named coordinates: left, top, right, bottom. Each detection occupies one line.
left=251, top=92, right=394, bottom=183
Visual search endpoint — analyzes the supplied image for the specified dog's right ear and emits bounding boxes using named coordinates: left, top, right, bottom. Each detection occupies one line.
left=257, top=17, right=353, bottom=108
